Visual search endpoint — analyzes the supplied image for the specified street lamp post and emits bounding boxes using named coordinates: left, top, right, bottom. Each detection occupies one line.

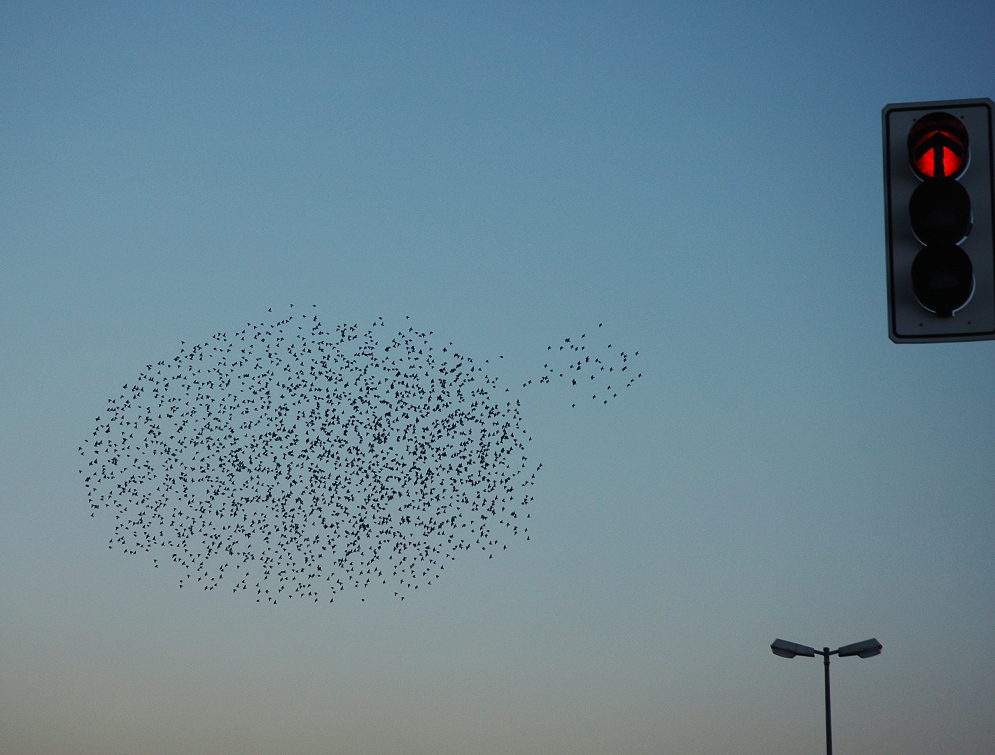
left=770, top=637, right=882, bottom=755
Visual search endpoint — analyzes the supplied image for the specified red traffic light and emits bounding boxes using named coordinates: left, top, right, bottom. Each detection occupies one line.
left=883, top=97, right=995, bottom=342
left=907, top=112, right=969, bottom=179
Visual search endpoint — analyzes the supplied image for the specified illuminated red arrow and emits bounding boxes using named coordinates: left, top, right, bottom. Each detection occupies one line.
left=908, top=112, right=968, bottom=178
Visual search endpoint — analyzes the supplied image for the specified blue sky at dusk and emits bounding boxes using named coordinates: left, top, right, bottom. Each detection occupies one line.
left=2, top=2, right=994, bottom=753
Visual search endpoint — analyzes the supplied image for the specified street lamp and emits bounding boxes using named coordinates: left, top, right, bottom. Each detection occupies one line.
left=770, top=637, right=881, bottom=755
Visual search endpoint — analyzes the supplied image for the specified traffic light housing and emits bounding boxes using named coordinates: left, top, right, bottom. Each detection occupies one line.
left=883, top=98, right=995, bottom=342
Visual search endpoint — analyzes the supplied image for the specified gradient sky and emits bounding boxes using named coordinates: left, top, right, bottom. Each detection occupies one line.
left=2, top=2, right=994, bottom=753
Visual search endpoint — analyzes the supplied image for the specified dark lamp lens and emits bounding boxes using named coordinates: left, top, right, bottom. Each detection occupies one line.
left=911, top=244, right=974, bottom=317
left=909, top=178, right=972, bottom=245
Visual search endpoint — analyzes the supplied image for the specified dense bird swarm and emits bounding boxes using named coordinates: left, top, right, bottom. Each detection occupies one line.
left=82, top=309, right=538, bottom=603
left=81, top=308, right=642, bottom=603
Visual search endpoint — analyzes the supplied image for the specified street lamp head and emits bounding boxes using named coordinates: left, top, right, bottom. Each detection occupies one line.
left=771, top=638, right=817, bottom=659
left=836, top=638, right=882, bottom=658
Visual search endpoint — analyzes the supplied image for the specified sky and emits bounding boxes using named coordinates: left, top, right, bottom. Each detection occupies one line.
left=2, top=1, right=994, bottom=753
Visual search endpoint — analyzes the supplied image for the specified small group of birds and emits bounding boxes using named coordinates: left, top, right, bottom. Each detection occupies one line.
left=523, top=323, right=643, bottom=407
left=81, top=307, right=538, bottom=603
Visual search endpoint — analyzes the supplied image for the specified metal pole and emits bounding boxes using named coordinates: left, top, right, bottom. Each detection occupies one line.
left=823, top=648, right=832, bottom=755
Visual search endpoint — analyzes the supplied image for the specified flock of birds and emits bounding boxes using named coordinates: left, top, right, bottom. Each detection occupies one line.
left=521, top=322, right=641, bottom=407
left=81, top=307, right=642, bottom=603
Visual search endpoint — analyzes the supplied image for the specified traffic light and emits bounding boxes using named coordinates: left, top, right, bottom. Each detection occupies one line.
left=883, top=98, right=995, bottom=343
